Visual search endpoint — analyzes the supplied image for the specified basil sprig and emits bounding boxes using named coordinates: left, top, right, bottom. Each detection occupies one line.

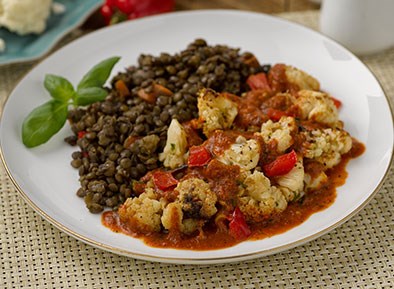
left=22, top=56, right=120, bottom=148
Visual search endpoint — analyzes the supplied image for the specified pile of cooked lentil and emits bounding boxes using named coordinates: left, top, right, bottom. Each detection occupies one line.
left=65, top=39, right=266, bottom=213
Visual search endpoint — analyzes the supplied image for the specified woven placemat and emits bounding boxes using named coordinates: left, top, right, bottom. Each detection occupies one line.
left=1, top=11, right=393, bottom=289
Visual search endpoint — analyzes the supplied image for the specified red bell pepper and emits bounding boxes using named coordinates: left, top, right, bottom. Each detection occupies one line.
left=330, top=96, right=342, bottom=109
left=100, top=0, right=174, bottom=25
left=188, top=145, right=211, bottom=167
left=131, top=180, right=145, bottom=195
left=263, top=149, right=297, bottom=177
left=77, top=131, right=87, bottom=139
left=266, top=108, right=287, bottom=121
left=229, top=207, right=251, bottom=240
left=152, top=170, right=178, bottom=191
left=246, top=72, right=272, bottom=92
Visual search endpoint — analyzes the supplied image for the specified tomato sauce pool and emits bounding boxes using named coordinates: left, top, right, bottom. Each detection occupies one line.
left=102, top=140, right=365, bottom=250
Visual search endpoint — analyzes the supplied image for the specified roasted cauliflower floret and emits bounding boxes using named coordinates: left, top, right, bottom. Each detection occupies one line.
left=302, top=128, right=352, bottom=168
left=176, top=178, right=217, bottom=218
left=197, top=88, right=238, bottom=136
left=217, top=136, right=260, bottom=170
left=161, top=203, right=202, bottom=235
left=276, top=159, right=305, bottom=202
left=119, top=188, right=162, bottom=233
left=304, top=171, right=328, bottom=191
left=292, top=90, right=339, bottom=126
left=161, top=202, right=183, bottom=231
left=238, top=171, right=287, bottom=222
left=260, top=116, right=297, bottom=153
left=159, top=119, right=188, bottom=169
left=161, top=178, right=217, bottom=234
left=285, top=65, right=320, bottom=91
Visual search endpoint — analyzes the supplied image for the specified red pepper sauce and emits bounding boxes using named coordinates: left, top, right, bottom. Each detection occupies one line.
left=102, top=140, right=365, bottom=250
left=102, top=210, right=240, bottom=249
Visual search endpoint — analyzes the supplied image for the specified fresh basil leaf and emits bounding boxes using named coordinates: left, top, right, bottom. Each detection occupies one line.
left=44, top=74, right=75, bottom=101
left=74, top=87, right=108, bottom=106
left=22, top=56, right=122, bottom=148
left=22, top=99, right=68, bottom=148
left=77, top=56, right=120, bottom=90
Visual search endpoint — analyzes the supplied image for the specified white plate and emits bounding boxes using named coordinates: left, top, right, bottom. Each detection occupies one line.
left=1, top=10, right=393, bottom=264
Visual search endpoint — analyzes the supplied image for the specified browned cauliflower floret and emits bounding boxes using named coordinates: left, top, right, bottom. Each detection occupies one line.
left=177, top=178, right=217, bottom=218
left=161, top=203, right=203, bottom=235
left=197, top=88, right=238, bottom=136
left=161, top=202, right=183, bottom=231
left=276, top=158, right=305, bottom=202
left=285, top=65, right=320, bottom=91
left=217, top=136, right=260, bottom=170
left=118, top=188, right=162, bottom=233
left=159, top=118, right=188, bottom=169
left=161, top=178, right=217, bottom=234
left=292, top=90, right=339, bottom=126
left=302, top=128, right=352, bottom=169
left=304, top=171, right=328, bottom=191
left=259, top=116, right=297, bottom=153
left=238, top=171, right=287, bottom=222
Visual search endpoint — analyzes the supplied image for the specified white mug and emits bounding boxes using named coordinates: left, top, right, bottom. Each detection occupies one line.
left=320, top=0, right=394, bottom=55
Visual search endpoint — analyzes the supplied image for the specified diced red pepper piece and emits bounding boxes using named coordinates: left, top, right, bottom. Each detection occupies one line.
left=330, top=96, right=342, bottom=109
left=266, top=108, right=287, bottom=121
left=229, top=207, right=251, bottom=240
left=77, top=131, right=87, bottom=139
left=137, top=83, right=173, bottom=104
left=188, top=146, right=211, bottom=167
left=123, top=135, right=140, bottom=149
left=263, top=150, right=297, bottom=177
left=137, top=89, right=156, bottom=104
left=131, top=180, right=145, bottom=195
left=115, top=79, right=130, bottom=97
left=152, top=170, right=178, bottom=191
left=247, top=72, right=271, bottom=92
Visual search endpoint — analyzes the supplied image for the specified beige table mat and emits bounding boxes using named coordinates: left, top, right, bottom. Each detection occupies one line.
left=1, top=11, right=393, bottom=289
